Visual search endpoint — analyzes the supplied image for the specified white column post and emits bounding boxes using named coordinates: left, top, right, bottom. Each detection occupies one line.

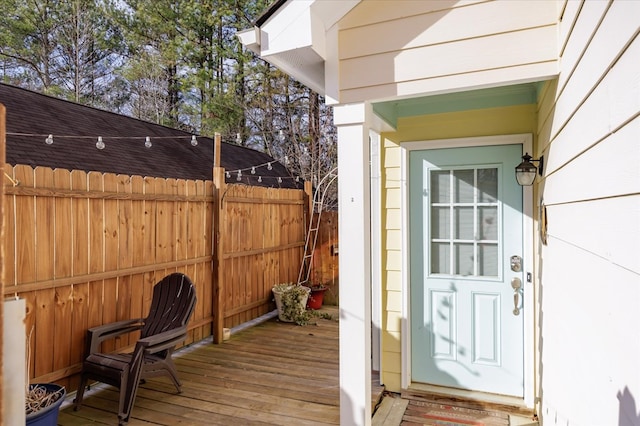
left=335, top=103, right=372, bottom=426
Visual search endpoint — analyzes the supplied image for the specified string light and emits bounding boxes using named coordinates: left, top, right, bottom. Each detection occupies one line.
left=236, top=133, right=242, bottom=144
left=9, top=131, right=308, bottom=185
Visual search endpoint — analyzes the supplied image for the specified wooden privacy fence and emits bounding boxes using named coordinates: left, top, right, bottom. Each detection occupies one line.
left=2, top=164, right=215, bottom=392
left=212, top=168, right=309, bottom=342
left=1, top=161, right=317, bottom=392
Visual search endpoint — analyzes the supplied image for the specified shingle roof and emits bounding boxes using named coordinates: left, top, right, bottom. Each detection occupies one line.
left=0, top=83, right=302, bottom=189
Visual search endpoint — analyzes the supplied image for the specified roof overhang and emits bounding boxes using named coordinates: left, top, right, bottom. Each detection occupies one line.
left=238, top=0, right=360, bottom=95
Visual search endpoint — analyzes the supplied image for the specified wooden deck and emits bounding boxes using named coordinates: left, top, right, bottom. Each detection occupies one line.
left=58, top=306, right=383, bottom=425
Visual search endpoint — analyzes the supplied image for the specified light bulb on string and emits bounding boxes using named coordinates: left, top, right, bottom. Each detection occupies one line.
left=267, top=162, right=272, bottom=171
left=96, top=136, right=105, bottom=150
left=237, top=170, right=242, bottom=181
left=257, top=176, right=262, bottom=183
left=226, top=171, right=231, bottom=178
left=45, top=134, right=54, bottom=145
left=251, top=166, right=256, bottom=174
left=145, top=136, right=152, bottom=148
left=191, top=135, right=198, bottom=146
left=277, top=177, right=282, bottom=184
left=236, top=133, right=242, bottom=144
left=295, top=176, right=300, bottom=182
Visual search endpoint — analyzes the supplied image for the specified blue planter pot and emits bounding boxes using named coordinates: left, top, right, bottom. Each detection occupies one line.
left=26, top=384, right=66, bottom=426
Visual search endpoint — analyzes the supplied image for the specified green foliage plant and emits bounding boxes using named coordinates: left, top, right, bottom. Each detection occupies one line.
left=273, top=283, right=311, bottom=325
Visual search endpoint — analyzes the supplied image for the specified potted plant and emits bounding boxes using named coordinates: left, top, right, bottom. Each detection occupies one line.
left=306, top=284, right=328, bottom=310
left=272, top=283, right=312, bottom=325
left=26, top=383, right=66, bottom=426
left=25, top=328, right=66, bottom=426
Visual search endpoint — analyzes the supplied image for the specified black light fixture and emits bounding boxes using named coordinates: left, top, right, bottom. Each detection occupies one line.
left=515, top=153, right=544, bottom=186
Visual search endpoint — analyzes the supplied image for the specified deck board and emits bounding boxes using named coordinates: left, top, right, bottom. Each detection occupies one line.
left=59, top=306, right=373, bottom=425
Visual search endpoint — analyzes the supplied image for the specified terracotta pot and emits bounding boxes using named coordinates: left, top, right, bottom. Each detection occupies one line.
left=307, top=287, right=327, bottom=310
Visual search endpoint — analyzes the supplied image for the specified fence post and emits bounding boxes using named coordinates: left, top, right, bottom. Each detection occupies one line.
left=212, top=133, right=226, bottom=344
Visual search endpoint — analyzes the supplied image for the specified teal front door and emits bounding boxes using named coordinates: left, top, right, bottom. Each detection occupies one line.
left=410, top=144, right=525, bottom=397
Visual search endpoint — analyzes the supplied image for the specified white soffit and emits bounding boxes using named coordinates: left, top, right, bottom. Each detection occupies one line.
left=240, top=0, right=360, bottom=95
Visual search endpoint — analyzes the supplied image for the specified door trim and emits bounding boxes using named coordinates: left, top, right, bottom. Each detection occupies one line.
left=400, top=134, right=535, bottom=408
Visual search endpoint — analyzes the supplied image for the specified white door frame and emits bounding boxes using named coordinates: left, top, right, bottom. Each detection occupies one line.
left=400, top=133, right=535, bottom=408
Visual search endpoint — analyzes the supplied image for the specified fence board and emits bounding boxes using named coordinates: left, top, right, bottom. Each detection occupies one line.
left=118, top=174, right=133, bottom=270
left=143, top=176, right=156, bottom=265
left=70, top=169, right=89, bottom=392
left=71, top=170, right=89, bottom=276
left=54, top=169, right=72, bottom=278
left=36, top=167, right=55, bottom=281
left=16, top=165, right=36, bottom=284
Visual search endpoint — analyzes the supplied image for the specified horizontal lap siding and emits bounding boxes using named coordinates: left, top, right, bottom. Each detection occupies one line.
left=537, top=1, right=640, bottom=425
left=338, top=0, right=558, bottom=103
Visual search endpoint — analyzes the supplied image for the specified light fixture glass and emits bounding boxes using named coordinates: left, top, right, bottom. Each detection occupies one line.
left=515, top=153, right=544, bottom=186
left=96, top=136, right=105, bottom=150
left=45, top=134, right=54, bottom=145
left=191, top=135, right=198, bottom=146
left=145, top=136, right=152, bottom=148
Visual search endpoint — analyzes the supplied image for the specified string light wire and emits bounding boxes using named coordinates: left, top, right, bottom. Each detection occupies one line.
left=6, top=131, right=305, bottom=184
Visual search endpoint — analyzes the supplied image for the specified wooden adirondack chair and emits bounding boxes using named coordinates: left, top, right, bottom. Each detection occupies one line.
left=74, top=272, right=197, bottom=425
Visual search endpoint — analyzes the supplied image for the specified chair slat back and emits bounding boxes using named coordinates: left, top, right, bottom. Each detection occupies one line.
left=141, top=273, right=197, bottom=338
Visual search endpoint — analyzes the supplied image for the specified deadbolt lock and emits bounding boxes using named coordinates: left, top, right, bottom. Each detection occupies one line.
left=510, top=255, right=522, bottom=272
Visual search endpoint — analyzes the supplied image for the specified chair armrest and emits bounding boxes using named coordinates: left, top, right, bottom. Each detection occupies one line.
left=86, top=318, right=145, bottom=355
left=136, top=326, right=188, bottom=355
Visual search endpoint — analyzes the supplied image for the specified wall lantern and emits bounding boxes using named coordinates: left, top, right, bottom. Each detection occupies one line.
left=515, top=153, right=544, bottom=186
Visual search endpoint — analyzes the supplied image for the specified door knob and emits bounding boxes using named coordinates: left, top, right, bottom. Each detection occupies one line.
left=511, top=277, right=522, bottom=316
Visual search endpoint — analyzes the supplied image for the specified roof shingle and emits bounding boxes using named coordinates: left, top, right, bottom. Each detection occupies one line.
left=0, top=83, right=301, bottom=189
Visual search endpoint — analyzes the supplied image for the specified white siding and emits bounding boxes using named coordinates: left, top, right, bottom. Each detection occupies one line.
left=537, top=1, right=640, bottom=424
left=337, top=0, right=558, bottom=103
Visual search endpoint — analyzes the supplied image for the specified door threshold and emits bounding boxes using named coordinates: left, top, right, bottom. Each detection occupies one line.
left=404, top=383, right=535, bottom=418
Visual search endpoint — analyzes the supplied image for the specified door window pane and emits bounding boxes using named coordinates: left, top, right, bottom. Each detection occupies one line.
left=478, top=206, right=498, bottom=240
left=431, top=207, right=450, bottom=239
left=454, top=207, right=474, bottom=240
left=454, top=170, right=474, bottom=203
left=454, top=243, right=474, bottom=276
left=478, top=244, right=499, bottom=276
left=478, top=169, right=498, bottom=203
left=431, top=242, right=450, bottom=274
left=430, top=171, right=450, bottom=203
